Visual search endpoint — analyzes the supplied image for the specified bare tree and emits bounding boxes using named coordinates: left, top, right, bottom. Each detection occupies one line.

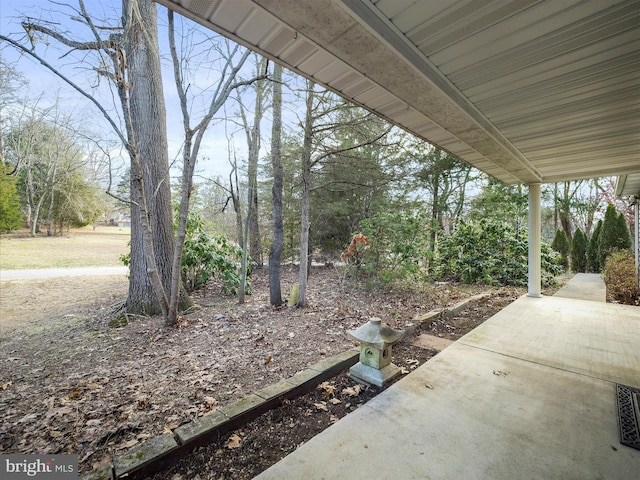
left=268, top=62, right=284, bottom=306
left=2, top=0, right=182, bottom=320
left=237, top=55, right=268, bottom=267
left=166, top=10, right=259, bottom=321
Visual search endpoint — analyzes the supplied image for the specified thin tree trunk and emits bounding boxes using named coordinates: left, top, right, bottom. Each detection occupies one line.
left=240, top=58, right=266, bottom=267
left=46, top=163, right=57, bottom=236
left=269, top=63, right=284, bottom=306
left=230, top=164, right=244, bottom=247
left=239, top=177, right=253, bottom=304
left=297, top=80, right=314, bottom=308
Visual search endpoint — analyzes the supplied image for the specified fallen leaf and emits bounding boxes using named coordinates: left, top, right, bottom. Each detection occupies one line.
left=121, top=439, right=138, bottom=449
left=19, top=413, right=39, bottom=423
left=400, top=367, right=410, bottom=374
left=1, top=382, right=12, bottom=390
left=225, top=434, right=242, bottom=449
left=406, top=359, right=420, bottom=366
left=314, top=402, right=328, bottom=412
left=318, top=382, right=336, bottom=398
left=68, top=390, right=83, bottom=399
left=329, top=398, right=342, bottom=405
left=492, top=370, right=509, bottom=377
left=92, top=456, right=112, bottom=471
left=341, top=384, right=363, bottom=397
left=45, top=407, right=73, bottom=419
left=264, top=356, right=272, bottom=366
left=164, top=422, right=180, bottom=434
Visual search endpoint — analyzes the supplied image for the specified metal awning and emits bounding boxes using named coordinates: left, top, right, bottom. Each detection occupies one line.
left=155, top=0, right=640, bottom=187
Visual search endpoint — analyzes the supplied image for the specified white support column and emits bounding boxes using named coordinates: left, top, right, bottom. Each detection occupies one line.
left=528, top=183, right=542, bottom=298
left=635, top=199, right=639, bottom=286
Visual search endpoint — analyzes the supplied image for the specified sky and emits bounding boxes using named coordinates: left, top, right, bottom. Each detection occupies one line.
left=0, top=0, right=269, bottom=184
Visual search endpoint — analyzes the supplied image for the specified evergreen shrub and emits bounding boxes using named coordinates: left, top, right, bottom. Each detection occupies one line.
left=551, top=229, right=570, bottom=270
left=599, top=204, right=631, bottom=267
left=570, top=228, right=588, bottom=273
left=433, top=219, right=562, bottom=287
left=587, top=220, right=602, bottom=272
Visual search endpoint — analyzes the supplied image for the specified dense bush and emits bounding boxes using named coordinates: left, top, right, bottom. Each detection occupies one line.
left=551, top=229, right=570, bottom=270
left=587, top=220, right=602, bottom=272
left=120, top=211, right=249, bottom=295
left=180, top=212, right=249, bottom=295
left=570, top=228, right=588, bottom=273
left=599, top=203, right=631, bottom=267
left=433, top=219, right=562, bottom=286
left=603, top=250, right=639, bottom=305
left=344, top=209, right=430, bottom=287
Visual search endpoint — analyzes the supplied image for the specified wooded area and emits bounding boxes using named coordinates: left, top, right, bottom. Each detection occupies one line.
left=1, top=0, right=637, bottom=323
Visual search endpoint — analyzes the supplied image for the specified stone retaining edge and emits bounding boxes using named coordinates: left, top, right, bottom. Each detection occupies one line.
left=411, top=292, right=492, bottom=328
left=80, top=349, right=359, bottom=480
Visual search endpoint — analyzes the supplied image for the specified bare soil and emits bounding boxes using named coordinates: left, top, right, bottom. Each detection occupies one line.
left=0, top=266, right=552, bottom=479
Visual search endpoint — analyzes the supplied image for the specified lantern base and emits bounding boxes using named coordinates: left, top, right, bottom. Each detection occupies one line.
left=348, top=362, right=401, bottom=387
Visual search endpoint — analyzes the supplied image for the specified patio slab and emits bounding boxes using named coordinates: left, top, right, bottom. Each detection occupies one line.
left=255, top=291, right=640, bottom=479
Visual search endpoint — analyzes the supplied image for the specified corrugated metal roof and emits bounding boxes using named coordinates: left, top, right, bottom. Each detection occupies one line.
left=156, top=0, right=640, bottom=187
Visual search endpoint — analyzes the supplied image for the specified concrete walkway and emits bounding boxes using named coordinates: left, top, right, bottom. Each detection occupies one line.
left=554, top=272, right=607, bottom=302
left=255, top=275, right=640, bottom=479
left=0, top=266, right=128, bottom=280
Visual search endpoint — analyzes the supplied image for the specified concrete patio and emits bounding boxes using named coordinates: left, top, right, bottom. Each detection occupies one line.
left=255, top=274, right=640, bottom=479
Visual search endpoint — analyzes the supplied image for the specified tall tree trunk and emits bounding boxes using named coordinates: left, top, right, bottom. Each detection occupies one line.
left=240, top=57, right=266, bottom=267
left=230, top=164, right=244, bottom=247
left=430, top=177, right=440, bottom=254
left=124, top=0, right=175, bottom=316
left=559, top=181, right=573, bottom=244
left=268, top=63, right=284, bottom=307
left=297, top=80, right=314, bottom=308
left=45, top=163, right=57, bottom=236
left=239, top=178, right=253, bottom=304
left=25, top=170, right=36, bottom=235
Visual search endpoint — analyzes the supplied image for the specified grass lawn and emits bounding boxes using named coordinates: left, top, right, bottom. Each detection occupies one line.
left=0, top=226, right=130, bottom=270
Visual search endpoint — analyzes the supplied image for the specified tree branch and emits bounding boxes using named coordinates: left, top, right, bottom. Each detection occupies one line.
left=0, top=34, right=127, bottom=147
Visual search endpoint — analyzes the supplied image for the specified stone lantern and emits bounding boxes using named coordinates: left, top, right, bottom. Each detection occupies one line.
left=347, top=317, right=406, bottom=387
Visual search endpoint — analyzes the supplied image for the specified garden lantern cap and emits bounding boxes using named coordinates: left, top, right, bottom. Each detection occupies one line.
left=347, top=317, right=405, bottom=350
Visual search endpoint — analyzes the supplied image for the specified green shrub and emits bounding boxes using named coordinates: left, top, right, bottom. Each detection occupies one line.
left=120, top=211, right=250, bottom=295
left=346, top=209, right=430, bottom=287
left=0, top=162, right=22, bottom=233
left=551, top=229, right=570, bottom=270
left=587, top=220, right=602, bottom=272
left=434, top=219, right=562, bottom=287
left=599, top=204, right=631, bottom=267
left=570, top=228, right=588, bottom=273
left=180, top=211, right=249, bottom=295
left=602, top=250, right=639, bottom=305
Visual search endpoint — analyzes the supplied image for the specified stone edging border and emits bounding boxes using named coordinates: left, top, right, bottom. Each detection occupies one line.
left=81, top=349, right=360, bottom=480
left=409, top=292, right=492, bottom=330
left=81, top=291, right=492, bottom=479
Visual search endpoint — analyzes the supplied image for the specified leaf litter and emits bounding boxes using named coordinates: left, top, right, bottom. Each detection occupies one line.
left=0, top=265, right=531, bottom=477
